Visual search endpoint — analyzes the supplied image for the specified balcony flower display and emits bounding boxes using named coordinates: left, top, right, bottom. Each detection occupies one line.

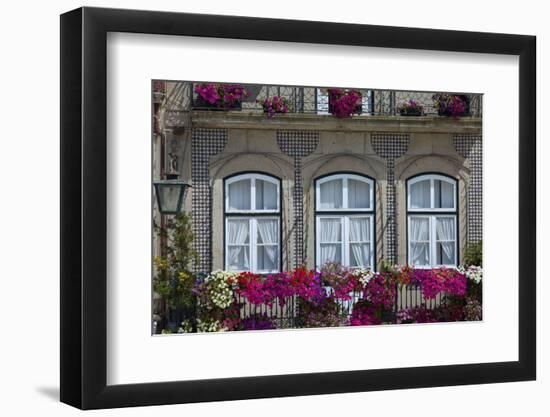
left=463, top=297, right=482, bottom=321
left=327, top=88, right=363, bottom=118
left=179, top=264, right=479, bottom=333
left=433, top=93, right=470, bottom=118
left=410, top=267, right=467, bottom=299
left=350, top=300, right=383, bottom=326
left=320, top=262, right=362, bottom=300
left=241, top=315, right=276, bottom=330
left=398, top=99, right=424, bottom=116
left=258, top=96, right=290, bottom=118
left=194, top=83, right=248, bottom=109
left=299, top=297, right=348, bottom=328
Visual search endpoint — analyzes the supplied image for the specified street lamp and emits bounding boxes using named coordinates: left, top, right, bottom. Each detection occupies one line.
left=153, top=174, right=191, bottom=215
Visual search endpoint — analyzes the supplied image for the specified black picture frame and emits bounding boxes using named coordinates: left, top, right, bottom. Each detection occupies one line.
left=60, top=6, right=536, bottom=410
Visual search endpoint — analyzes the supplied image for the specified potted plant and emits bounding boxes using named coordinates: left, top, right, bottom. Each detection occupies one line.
left=432, top=93, right=470, bottom=118
left=193, top=83, right=248, bottom=110
left=327, top=88, right=363, bottom=118
left=257, top=95, right=291, bottom=118
left=398, top=99, right=424, bottom=116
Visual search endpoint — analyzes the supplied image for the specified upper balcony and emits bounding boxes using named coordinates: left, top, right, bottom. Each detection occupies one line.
left=155, top=81, right=482, bottom=133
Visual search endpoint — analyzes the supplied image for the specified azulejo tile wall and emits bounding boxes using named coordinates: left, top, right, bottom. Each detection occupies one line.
left=371, top=133, right=411, bottom=264
left=277, top=130, right=320, bottom=268
left=453, top=134, right=483, bottom=244
left=191, top=128, right=228, bottom=272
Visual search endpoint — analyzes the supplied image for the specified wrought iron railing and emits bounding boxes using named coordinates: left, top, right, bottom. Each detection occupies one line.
left=157, top=81, right=482, bottom=127
left=162, top=282, right=448, bottom=333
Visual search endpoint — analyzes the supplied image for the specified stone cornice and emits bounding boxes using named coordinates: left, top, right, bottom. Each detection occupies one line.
left=181, top=111, right=482, bottom=134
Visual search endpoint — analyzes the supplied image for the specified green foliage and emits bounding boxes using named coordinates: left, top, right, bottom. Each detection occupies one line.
left=463, top=240, right=482, bottom=267
left=379, top=259, right=396, bottom=273
left=153, top=212, right=198, bottom=309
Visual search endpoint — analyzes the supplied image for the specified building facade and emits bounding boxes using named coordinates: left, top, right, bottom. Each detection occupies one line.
left=153, top=82, right=482, bottom=275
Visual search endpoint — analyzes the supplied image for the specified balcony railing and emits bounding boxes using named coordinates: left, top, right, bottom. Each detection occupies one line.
left=158, top=81, right=482, bottom=128
left=162, top=282, right=448, bottom=333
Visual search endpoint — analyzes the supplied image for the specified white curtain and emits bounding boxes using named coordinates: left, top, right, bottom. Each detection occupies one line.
left=410, top=180, right=431, bottom=209
left=348, top=179, right=370, bottom=209
left=435, top=180, right=454, bottom=208
left=227, top=219, right=249, bottom=270
left=436, top=217, right=455, bottom=264
left=319, top=218, right=341, bottom=264
left=257, top=219, right=278, bottom=269
left=255, top=179, right=277, bottom=210
left=410, top=217, right=429, bottom=266
left=228, top=179, right=251, bottom=210
left=349, top=217, right=370, bottom=266
left=319, top=179, right=343, bottom=209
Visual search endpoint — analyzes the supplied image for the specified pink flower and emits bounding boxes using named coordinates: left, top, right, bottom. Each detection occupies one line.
left=328, top=88, right=362, bottom=118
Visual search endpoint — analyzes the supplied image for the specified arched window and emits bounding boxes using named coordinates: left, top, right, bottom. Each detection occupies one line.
left=224, top=173, right=280, bottom=273
left=315, top=173, right=375, bottom=269
left=407, top=174, right=458, bottom=267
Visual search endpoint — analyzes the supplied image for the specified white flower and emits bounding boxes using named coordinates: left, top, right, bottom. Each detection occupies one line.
left=204, top=270, right=238, bottom=309
left=458, top=265, right=483, bottom=284
left=353, top=268, right=375, bottom=286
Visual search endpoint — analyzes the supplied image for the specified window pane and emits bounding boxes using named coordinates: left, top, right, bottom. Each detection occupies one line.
left=227, top=219, right=250, bottom=270
left=227, top=219, right=250, bottom=244
left=227, top=246, right=249, bottom=270
left=409, top=217, right=430, bottom=266
left=350, top=243, right=370, bottom=267
left=349, top=217, right=370, bottom=242
left=320, top=244, right=342, bottom=264
left=410, top=179, right=431, bottom=209
left=257, top=245, right=278, bottom=271
left=255, top=179, right=278, bottom=210
left=436, top=242, right=455, bottom=265
left=228, top=179, right=251, bottom=210
left=348, top=179, right=370, bottom=209
left=434, top=179, right=455, bottom=208
left=256, top=219, right=278, bottom=244
left=436, top=217, right=455, bottom=240
left=410, top=243, right=429, bottom=266
left=436, top=217, right=456, bottom=265
left=319, top=179, right=343, bottom=209
left=410, top=217, right=429, bottom=241
left=319, top=218, right=342, bottom=242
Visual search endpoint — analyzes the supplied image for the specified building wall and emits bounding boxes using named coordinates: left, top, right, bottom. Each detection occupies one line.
left=155, top=111, right=481, bottom=272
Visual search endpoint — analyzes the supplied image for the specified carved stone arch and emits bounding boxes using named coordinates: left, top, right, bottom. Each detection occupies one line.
left=210, top=152, right=293, bottom=181
left=395, top=154, right=468, bottom=182
left=302, top=153, right=386, bottom=190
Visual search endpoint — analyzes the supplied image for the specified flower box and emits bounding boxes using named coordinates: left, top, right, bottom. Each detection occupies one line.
left=398, top=99, right=424, bottom=116
left=192, top=96, right=242, bottom=111
left=433, top=94, right=471, bottom=118
left=327, top=88, right=363, bottom=118
left=329, top=98, right=362, bottom=116
left=192, top=83, right=248, bottom=111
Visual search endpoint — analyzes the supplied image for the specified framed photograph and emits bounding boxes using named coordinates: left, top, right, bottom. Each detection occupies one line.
left=60, top=6, right=536, bottom=410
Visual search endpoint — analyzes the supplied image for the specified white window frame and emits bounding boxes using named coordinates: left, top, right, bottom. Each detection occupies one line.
left=315, top=173, right=374, bottom=212
left=315, top=173, right=375, bottom=269
left=407, top=174, right=457, bottom=212
left=407, top=174, right=458, bottom=268
left=315, top=214, right=374, bottom=269
left=224, top=173, right=281, bottom=273
left=407, top=215, right=457, bottom=268
left=225, top=216, right=280, bottom=274
left=225, top=173, right=280, bottom=213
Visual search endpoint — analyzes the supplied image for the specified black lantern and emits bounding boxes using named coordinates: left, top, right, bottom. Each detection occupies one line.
left=153, top=174, right=191, bottom=215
